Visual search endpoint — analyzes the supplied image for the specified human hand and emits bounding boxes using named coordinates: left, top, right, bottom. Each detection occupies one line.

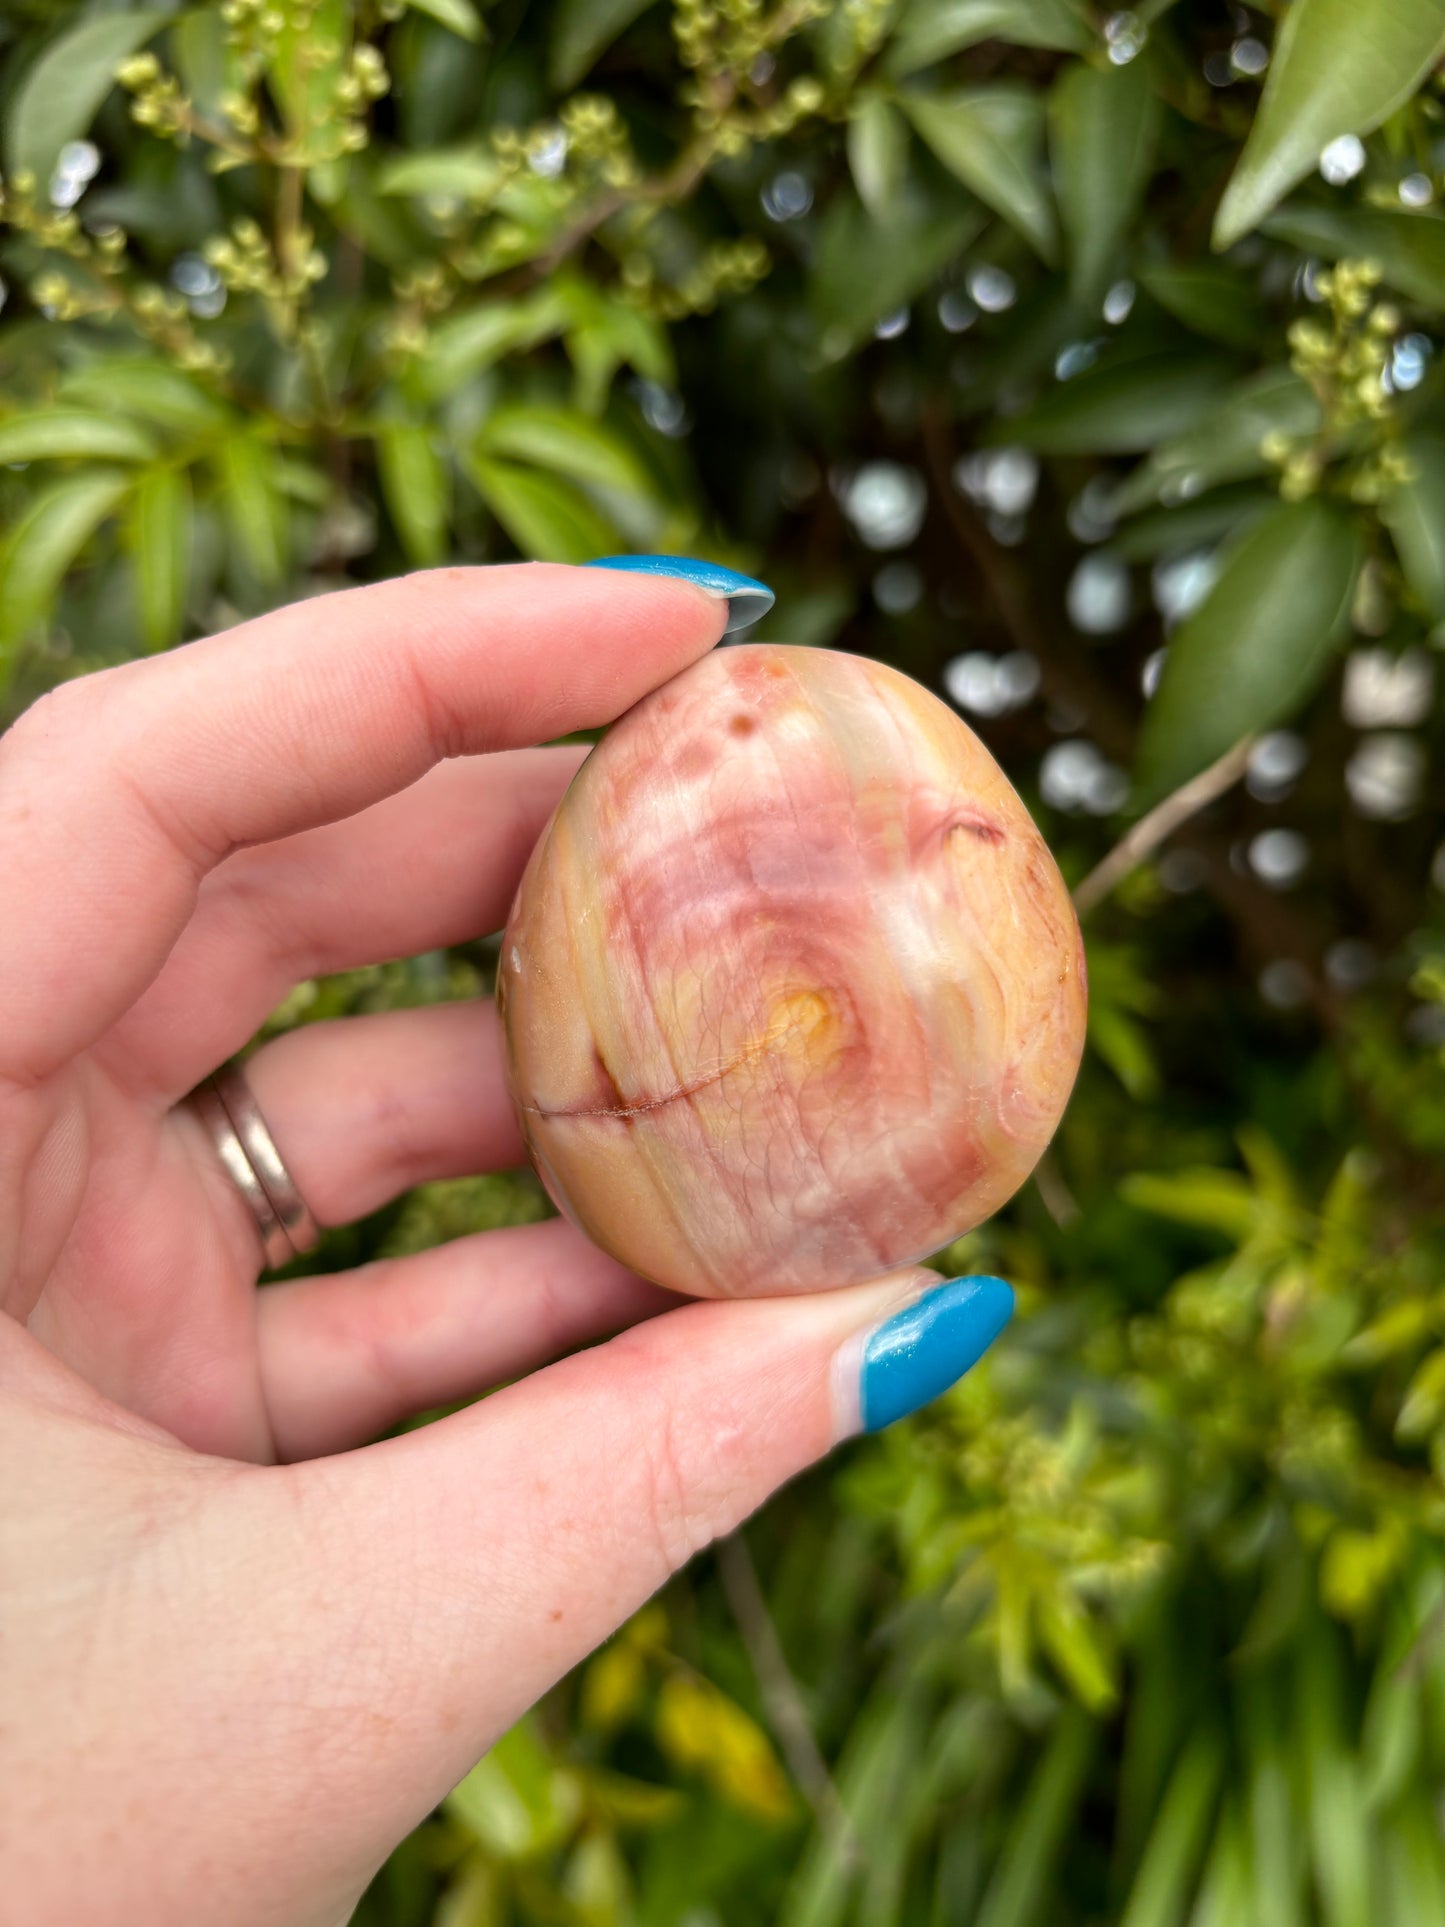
left=0, top=562, right=1012, bottom=1924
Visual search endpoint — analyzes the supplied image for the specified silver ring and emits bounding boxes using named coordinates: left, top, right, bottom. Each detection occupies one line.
left=188, top=1066, right=320, bottom=1271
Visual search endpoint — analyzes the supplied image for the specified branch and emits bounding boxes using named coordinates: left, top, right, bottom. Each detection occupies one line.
left=715, top=1531, right=859, bottom=1866
left=1072, top=736, right=1255, bottom=919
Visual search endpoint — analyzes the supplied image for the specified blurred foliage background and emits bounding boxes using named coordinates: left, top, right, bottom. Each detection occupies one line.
left=4, top=0, right=1445, bottom=1920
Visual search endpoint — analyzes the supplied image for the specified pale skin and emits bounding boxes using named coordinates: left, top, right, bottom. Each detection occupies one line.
left=0, top=565, right=939, bottom=1926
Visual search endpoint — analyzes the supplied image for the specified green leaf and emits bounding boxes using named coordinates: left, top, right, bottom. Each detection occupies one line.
left=995, top=349, right=1239, bottom=456
left=170, top=8, right=238, bottom=121
left=1049, top=55, right=1159, bottom=303
left=848, top=94, right=911, bottom=223
left=887, top=0, right=1092, bottom=77
left=1134, top=499, right=1363, bottom=802
left=407, top=0, right=484, bottom=39
left=551, top=0, right=658, bottom=91
left=1122, top=1168, right=1261, bottom=1241
left=811, top=191, right=983, bottom=362
left=418, top=294, right=569, bottom=400
left=216, top=438, right=284, bottom=584
left=903, top=88, right=1057, bottom=262
left=477, top=405, right=654, bottom=501
left=1103, top=486, right=1275, bottom=562
left=0, top=470, right=130, bottom=677
left=1213, top=0, right=1445, bottom=249
left=0, top=411, right=158, bottom=466
left=467, top=455, right=617, bottom=562
left=1119, top=1731, right=1225, bottom=1927
left=447, top=1721, right=581, bottom=1860
left=1300, top=1637, right=1373, bottom=1927
left=129, top=467, right=191, bottom=653
left=1037, top=1591, right=1118, bottom=1711
left=975, top=1710, right=1095, bottom=1927
left=376, top=425, right=450, bottom=568
left=1192, top=1804, right=1253, bottom=1927
left=1382, top=435, right=1445, bottom=621
left=59, top=360, right=232, bottom=439
left=375, top=144, right=501, bottom=199
left=1262, top=201, right=1445, bottom=307
left=1110, top=367, right=1320, bottom=515
left=268, top=0, right=348, bottom=149
left=1137, top=262, right=1266, bottom=350
left=5, top=11, right=168, bottom=186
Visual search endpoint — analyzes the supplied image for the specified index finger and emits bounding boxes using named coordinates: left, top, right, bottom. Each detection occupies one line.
left=0, top=562, right=732, bottom=1082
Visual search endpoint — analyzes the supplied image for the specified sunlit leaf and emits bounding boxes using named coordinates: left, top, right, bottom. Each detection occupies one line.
left=129, top=466, right=191, bottom=651
left=477, top=404, right=655, bottom=501
left=0, top=470, right=130, bottom=678
left=0, top=411, right=158, bottom=466
left=375, top=424, right=450, bottom=567
left=1049, top=54, right=1159, bottom=302
left=268, top=0, right=348, bottom=152
left=903, top=87, right=1057, bottom=262
left=407, top=0, right=484, bottom=40
left=467, top=455, right=617, bottom=561
left=446, top=1721, right=582, bottom=1860
left=848, top=94, right=910, bottom=222
left=1134, top=498, right=1362, bottom=802
left=1214, top=0, right=1445, bottom=249
left=887, top=0, right=1091, bottom=77
left=375, top=144, right=501, bottom=199
left=5, top=11, right=167, bottom=186
left=417, top=294, right=569, bottom=400
left=551, top=0, right=658, bottom=90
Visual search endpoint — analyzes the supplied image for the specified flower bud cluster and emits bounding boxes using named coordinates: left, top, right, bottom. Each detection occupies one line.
left=623, top=236, right=770, bottom=319
left=115, top=52, right=192, bottom=141
left=203, top=215, right=326, bottom=311
left=1265, top=258, right=1415, bottom=504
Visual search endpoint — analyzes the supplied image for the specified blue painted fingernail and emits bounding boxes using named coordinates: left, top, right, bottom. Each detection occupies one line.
left=860, top=1276, right=1014, bottom=1432
left=585, top=553, right=775, bottom=634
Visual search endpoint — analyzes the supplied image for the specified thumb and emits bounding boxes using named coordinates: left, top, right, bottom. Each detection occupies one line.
left=282, top=1268, right=1012, bottom=1857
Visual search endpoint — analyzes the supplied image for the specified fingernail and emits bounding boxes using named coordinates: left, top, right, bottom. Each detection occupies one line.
left=858, top=1276, right=1014, bottom=1432
left=585, top=553, right=775, bottom=634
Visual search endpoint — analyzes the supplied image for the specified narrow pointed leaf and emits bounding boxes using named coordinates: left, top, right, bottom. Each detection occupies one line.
left=1137, top=262, right=1266, bottom=350
left=810, top=191, right=983, bottom=360
left=1214, top=0, right=1445, bottom=249
left=1110, top=367, right=1319, bottom=515
left=1383, top=436, right=1445, bottom=621
left=406, top=0, right=484, bottom=39
left=887, top=0, right=1092, bottom=77
left=849, top=95, right=911, bottom=222
left=1118, top=1730, right=1225, bottom=1927
left=216, top=438, right=285, bottom=585
left=1135, top=498, right=1363, bottom=802
left=0, top=411, right=158, bottom=466
left=59, top=361, right=232, bottom=438
left=1049, top=55, right=1159, bottom=302
left=129, top=466, right=191, bottom=652
left=6, top=11, right=168, bottom=185
left=993, top=348, right=1239, bottom=456
left=477, top=405, right=654, bottom=501
left=1262, top=201, right=1445, bottom=307
left=974, top=1710, right=1095, bottom=1927
left=467, top=456, right=616, bottom=562
left=0, top=470, right=130, bottom=677
left=551, top=0, right=658, bottom=89
left=904, top=88, right=1058, bottom=262
left=376, top=424, right=450, bottom=568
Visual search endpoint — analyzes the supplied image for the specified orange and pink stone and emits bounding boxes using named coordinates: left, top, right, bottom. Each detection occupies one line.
left=499, top=643, right=1087, bottom=1298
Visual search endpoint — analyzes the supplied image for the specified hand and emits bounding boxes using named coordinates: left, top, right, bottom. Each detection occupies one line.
left=0, top=563, right=1010, bottom=1924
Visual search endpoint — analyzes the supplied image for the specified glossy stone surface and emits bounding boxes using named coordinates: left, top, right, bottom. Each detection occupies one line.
left=499, top=644, right=1087, bottom=1297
